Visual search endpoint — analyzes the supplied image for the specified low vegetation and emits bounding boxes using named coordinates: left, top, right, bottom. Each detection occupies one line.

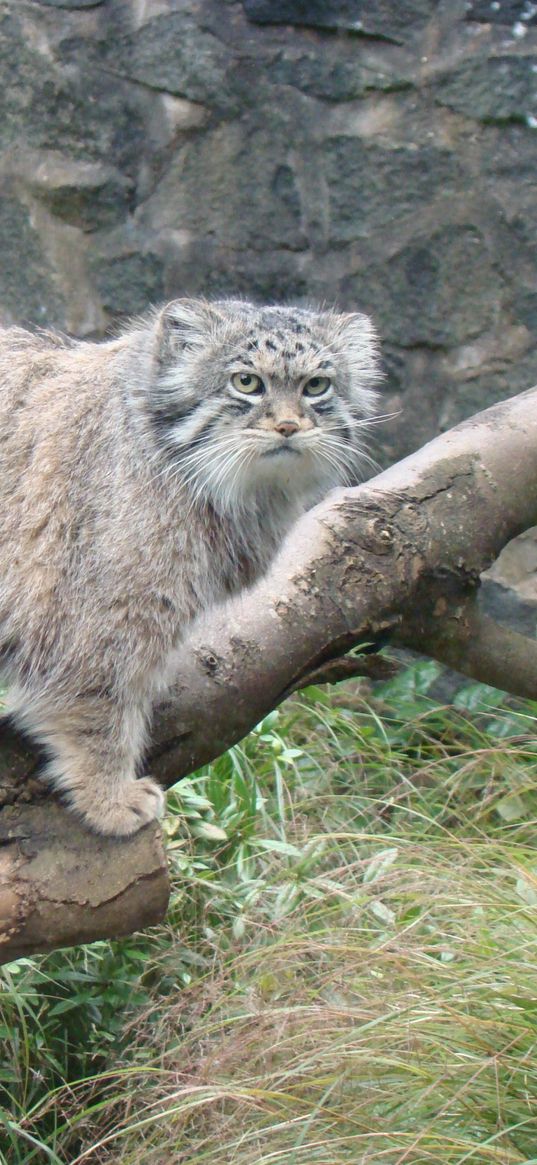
left=1, top=661, right=537, bottom=1164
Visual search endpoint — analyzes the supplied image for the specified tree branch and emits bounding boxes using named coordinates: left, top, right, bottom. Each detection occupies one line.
left=2, top=385, right=537, bottom=959
left=148, top=385, right=537, bottom=783
left=394, top=592, right=537, bottom=698
left=280, top=651, right=399, bottom=696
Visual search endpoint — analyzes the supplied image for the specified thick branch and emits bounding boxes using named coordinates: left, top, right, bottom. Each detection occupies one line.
left=393, top=588, right=537, bottom=696
left=0, top=806, right=168, bottom=962
left=149, top=385, right=537, bottom=783
left=2, top=385, right=537, bottom=960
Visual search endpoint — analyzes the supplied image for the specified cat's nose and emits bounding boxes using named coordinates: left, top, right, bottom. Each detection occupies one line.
left=275, top=419, right=300, bottom=438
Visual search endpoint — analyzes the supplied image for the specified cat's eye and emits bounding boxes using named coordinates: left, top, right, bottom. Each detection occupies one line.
left=231, top=372, right=264, bottom=394
left=303, top=375, right=331, bottom=396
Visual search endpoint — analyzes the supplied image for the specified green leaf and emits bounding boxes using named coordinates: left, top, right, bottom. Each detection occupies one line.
left=191, top=822, right=228, bottom=841
left=232, top=916, right=246, bottom=940
left=254, top=838, right=303, bottom=859
left=363, top=848, right=399, bottom=884
left=369, top=899, right=395, bottom=925
left=496, top=793, right=527, bottom=822
left=515, top=875, right=537, bottom=906
left=454, top=682, right=507, bottom=713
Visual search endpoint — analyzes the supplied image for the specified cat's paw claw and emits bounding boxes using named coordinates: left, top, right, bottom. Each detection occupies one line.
left=74, top=777, right=165, bottom=837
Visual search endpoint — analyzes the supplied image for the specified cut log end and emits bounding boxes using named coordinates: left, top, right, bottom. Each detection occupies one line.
left=0, top=803, right=170, bottom=963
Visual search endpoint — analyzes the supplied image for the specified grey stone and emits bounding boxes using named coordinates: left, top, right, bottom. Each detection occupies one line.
left=466, top=1, right=537, bottom=24
left=0, top=14, right=144, bottom=169
left=0, top=188, right=65, bottom=326
left=325, top=140, right=459, bottom=243
left=36, top=0, right=104, bottom=8
left=27, top=159, right=134, bottom=231
left=242, top=0, right=433, bottom=39
left=482, top=525, right=537, bottom=643
left=438, top=352, right=537, bottom=432
left=167, top=241, right=311, bottom=303
left=244, top=0, right=366, bottom=26
left=137, top=119, right=309, bottom=252
left=373, top=227, right=500, bottom=347
left=89, top=251, right=165, bottom=317
left=512, top=290, right=537, bottom=331
left=271, top=50, right=412, bottom=100
left=480, top=123, right=537, bottom=180
left=98, top=13, right=232, bottom=108
left=480, top=579, right=537, bottom=638
left=433, top=56, right=537, bottom=124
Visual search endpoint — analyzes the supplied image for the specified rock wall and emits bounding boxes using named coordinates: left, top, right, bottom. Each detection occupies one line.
left=1, top=0, right=536, bottom=469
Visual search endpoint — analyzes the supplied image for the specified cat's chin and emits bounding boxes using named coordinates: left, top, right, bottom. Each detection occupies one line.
left=241, top=446, right=338, bottom=500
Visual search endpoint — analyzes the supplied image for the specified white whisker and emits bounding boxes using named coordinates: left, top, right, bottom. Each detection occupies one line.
left=147, top=432, right=247, bottom=495
left=347, top=410, right=400, bottom=429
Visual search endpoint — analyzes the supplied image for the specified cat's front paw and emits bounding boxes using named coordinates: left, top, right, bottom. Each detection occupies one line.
left=75, top=777, right=166, bottom=837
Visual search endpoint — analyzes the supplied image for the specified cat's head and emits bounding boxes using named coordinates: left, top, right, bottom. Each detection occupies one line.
left=147, top=298, right=382, bottom=512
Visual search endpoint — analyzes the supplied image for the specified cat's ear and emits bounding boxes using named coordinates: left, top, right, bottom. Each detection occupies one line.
left=333, top=311, right=382, bottom=408
left=335, top=311, right=379, bottom=359
left=155, top=299, right=223, bottom=365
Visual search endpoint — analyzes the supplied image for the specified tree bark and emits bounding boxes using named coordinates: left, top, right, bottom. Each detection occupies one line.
left=2, top=386, right=537, bottom=961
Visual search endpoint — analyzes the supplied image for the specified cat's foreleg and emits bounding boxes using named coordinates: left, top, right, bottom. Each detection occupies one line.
left=7, top=686, right=165, bottom=836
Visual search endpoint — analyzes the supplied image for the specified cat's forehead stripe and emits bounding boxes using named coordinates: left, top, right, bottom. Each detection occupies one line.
left=229, top=321, right=326, bottom=369
left=231, top=354, right=256, bottom=367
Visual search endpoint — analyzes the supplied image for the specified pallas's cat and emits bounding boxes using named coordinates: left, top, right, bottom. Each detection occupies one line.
left=0, top=299, right=380, bottom=835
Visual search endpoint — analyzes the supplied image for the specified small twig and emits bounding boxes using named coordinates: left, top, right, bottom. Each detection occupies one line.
left=283, top=653, right=399, bottom=697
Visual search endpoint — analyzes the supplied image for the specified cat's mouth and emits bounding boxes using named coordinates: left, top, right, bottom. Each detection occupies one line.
left=261, top=445, right=301, bottom=458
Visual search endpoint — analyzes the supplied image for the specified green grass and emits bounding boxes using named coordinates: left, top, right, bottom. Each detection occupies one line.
left=2, top=661, right=537, bottom=1163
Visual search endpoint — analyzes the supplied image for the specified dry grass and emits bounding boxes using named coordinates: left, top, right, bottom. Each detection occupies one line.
left=3, top=665, right=537, bottom=1164
left=63, top=836, right=537, bottom=1164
